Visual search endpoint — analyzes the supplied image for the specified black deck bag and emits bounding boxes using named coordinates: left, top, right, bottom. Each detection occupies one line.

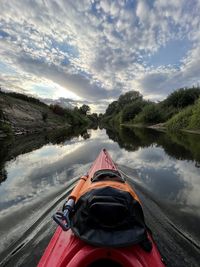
left=71, top=186, right=148, bottom=247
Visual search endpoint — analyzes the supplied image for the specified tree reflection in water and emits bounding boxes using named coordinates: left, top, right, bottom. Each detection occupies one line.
left=105, top=126, right=200, bottom=165
left=0, top=126, right=92, bottom=184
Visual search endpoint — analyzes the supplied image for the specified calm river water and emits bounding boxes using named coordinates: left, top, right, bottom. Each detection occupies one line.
left=0, top=127, right=200, bottom=267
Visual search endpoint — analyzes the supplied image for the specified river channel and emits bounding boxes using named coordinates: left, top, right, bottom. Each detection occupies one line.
left=0, top=127, right=200, bottom=267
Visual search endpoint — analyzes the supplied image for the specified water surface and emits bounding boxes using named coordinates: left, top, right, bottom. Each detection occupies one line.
left=0, top=127, right=200, bottom=266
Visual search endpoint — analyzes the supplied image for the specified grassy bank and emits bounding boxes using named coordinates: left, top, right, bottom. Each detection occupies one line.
left=101, top=87, right=200, bottom=134
left=166, top=99, right=200, bottom=132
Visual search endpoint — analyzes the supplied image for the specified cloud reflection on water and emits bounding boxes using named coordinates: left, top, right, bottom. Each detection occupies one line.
left=0, top=128, right=200, bottom=225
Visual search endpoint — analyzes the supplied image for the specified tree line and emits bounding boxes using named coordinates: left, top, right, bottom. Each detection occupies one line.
left=49, top=103, right=98, bottom=126
left=101, top=87, right=200, bottom=131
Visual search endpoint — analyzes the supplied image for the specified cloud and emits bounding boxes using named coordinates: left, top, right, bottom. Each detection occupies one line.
left=138, top=71, right=170, bottom=98
left=17, top=55, right=113, bottom=100
left=0, top=0, right=200, bottom=112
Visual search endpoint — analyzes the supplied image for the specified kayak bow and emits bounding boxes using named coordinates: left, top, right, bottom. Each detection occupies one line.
left=38, top=149, right=165, bottom=267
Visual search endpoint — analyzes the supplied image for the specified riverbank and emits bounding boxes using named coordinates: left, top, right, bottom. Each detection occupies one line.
left=0, top=91, right=94, bottom=139
left=121, top=123, right=200, bottom=135
left=0, top=92, right=70, bottom=138
left=101, top=88, right=200, bottom=136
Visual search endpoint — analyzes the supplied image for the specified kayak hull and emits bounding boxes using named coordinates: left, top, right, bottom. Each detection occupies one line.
left=38, top=149, right=165, bottom=267
left=38, top=228, right=164, bottom=267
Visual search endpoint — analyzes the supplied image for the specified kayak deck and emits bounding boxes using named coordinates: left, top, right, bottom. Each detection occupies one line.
left=88, top=148, right=118, bottom=178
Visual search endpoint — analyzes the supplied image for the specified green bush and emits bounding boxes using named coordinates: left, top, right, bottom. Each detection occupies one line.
left=105, top=101, right=119, bottom=116
left=166, top=98, right=200, bottom=131
left=166, top=106, right=193, bottom=131
left=134, top=104, right=162, bottom=124
left=121, top=101, right=145, bottom=122
left=156, top=103, right=178, bottom=122
left=188, top=99, right=200, bottom=129
left=164, top=87, right=200, bottom=109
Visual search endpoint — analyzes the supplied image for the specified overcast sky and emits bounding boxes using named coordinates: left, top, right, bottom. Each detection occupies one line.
left=0, top=0, right=200, bottom=113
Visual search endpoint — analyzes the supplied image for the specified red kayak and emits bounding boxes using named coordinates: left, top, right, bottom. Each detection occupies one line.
left=38, top=149, right=165, bottom=267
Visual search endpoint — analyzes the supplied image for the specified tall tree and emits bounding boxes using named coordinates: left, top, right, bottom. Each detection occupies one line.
left=118, top=91, right=142, bottom=108
left=79, top=104, right=91, bottom=115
